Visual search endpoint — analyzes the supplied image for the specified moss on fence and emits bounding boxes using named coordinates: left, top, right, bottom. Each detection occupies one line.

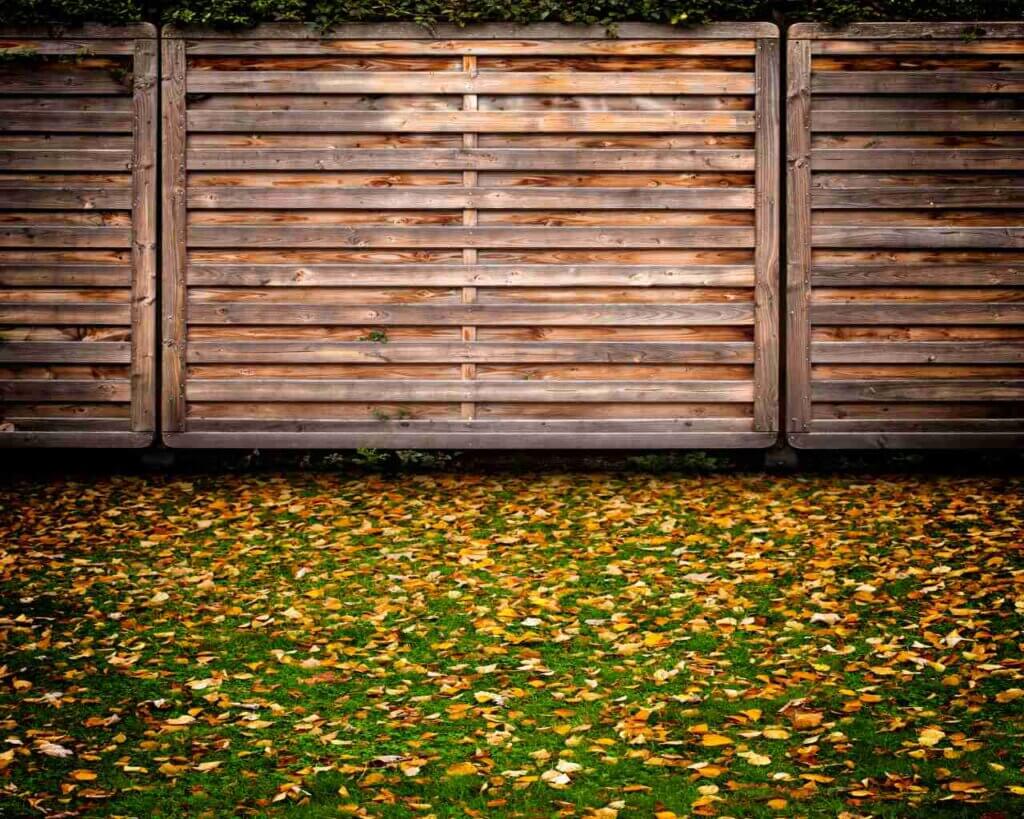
left=2, top=0, right=1022, bottom=29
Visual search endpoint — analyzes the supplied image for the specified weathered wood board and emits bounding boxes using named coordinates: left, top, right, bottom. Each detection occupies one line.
left=162, top=23, right=780, bottom=449
left=787, top=23, right=1024, bottom=450
left=0, top=25, right=157, bottom=448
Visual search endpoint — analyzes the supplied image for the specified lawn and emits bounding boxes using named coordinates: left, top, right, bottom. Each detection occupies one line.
left=1, top=458, right=1023, bottom=817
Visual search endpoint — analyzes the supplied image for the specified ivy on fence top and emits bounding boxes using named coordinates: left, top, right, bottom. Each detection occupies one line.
left=2, top=0, right=1022, bottom=29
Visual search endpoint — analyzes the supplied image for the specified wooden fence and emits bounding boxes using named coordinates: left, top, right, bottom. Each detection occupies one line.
left=161, top=23, right=781, bottom=449
left=0, top=24, right=157, bottom=447
left=787, top=23, right=1024, bottom=449
left=4, top=22, right=1021, bottom=451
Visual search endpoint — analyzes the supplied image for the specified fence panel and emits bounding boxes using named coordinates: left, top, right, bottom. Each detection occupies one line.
left=787, top=23, right=1024, bottom=449
left=162, top=23, right=780, bottom=449
left=0, top=24, right=157, bottom=448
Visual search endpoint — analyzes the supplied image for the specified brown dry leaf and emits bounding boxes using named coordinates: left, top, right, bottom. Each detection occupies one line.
left=790, top=712, right=823, bottom=730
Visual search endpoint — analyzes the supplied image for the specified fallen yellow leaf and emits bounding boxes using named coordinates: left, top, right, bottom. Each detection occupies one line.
left=445, top=761, right=478, bottom=777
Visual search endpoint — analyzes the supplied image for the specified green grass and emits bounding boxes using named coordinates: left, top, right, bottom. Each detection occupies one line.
left=1, top=466, right=1022, bottom=817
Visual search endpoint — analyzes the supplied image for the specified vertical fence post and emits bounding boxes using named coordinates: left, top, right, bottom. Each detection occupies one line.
left=161, top=33, right=187, bottom=434
left=131, top=35, right=158, bottom=433
left=754, top=35, right=781, bottom=433
left=785, top=37, right=812, bottom=436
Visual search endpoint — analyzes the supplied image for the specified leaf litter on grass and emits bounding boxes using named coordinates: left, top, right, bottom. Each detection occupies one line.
left=0, top=469, right=1022, bottom=817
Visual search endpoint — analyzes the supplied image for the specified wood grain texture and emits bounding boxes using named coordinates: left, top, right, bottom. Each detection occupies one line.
left=786, top=38, right=812, bottom=433
left=185, top=303, right=756, bottom=326
left=185, top=263, right=756, bottom=287
left=165, top=22, right=779, bottom=40
left=164, top=431, right=775, bottom=449
left=188, top=71, right=757, bottom=95
left=186, top=109, right=757, bottom=134
left=788, top=22, right=1024, bottom=450
left=185, top=226, right=757, bottom=249
left=0, top=27, right=156, bottom=447
left=164, top=24, right=779, bottom=450
left=161, top=37, right=188, bottom=433
left=180, top=39, right=759, bottom=56
left=187, top=148, right=756, bottom=172
left=187, top=187, right=756, bottom=210
left=790, top=432, right=1024, bottom=449
left=130, top=37, right=157, bottom=435
left=753, top=37, right=780, bottom=432
left=186, top=341, right=755, bottom=364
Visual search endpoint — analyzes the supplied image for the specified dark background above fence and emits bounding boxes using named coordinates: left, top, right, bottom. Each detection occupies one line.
left=3, top=0, right=1022, bottom=32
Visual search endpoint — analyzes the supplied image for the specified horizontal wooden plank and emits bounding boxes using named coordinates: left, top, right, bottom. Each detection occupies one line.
left=186, top=110, right=756, bottom=133
left=0, top=379, right=130, bottom=402
left=0, top=150, right=132, bottom=171
left=185, top=399, right=750, bottom=418
left=811, top=341, right=1024, bottom=364
left=185, top=378, right=755, bottom=402
left=812, top=96, right=1024, bottom=113
left=186, top=340, right=754, bottom=364
left=812, top=71, right=1024, bottom=94
left=0, top=38, right=136, bottom=55
left=186, top=302, right=754, bottom=326
left=791, top=430, right=1024, bottom=449
left=812, top=172, right=1024, bottom=188
left=166, top=22, right=779, bottom=40
left=181, top=38, right=758, bottom=56
left=0, top=417, right=131, bottom=431
left=810, top=264, right=1024, bottom=287
left=814, top=401, right=1024, bottom=419
left=188, top=71, right=756, bottom=95
left=812, top=303, right=1024, bottom=324
left=810, top=39, right=1024, bottom=55
left=812, top=227, right=1024, bottom=249
left=0, top=69, right=130, bottom=95
left=807, top=419, right=1024, bottom=432
left=184, top=418, right=754, bottom=433
left=811, top=379, right=1024, bottom=402
left=187, top=362, right=753, bottom=379
left=811, top=150, right=1024, bottom=171
left=0, top=304, right=131, bottom=325
left=186, top=186, right=755, bottom=210
left=0, top=97, right=133, bottom=113
left=186, top=263, right=755, bottom=287
left=790, top=22, right=1024, bottom=39
left=0, top=111, right=133, bottom=132
left=0, top=187, right=133, bottom=209
left=183, top=416, right=755, bottom=431
left=186, top=226, right=755, bottom=248
left=0, top=341, right=131, bottom=363
left=164, top=429, right=775, bottom=449
left=812, top=188, right=1024, bottom=209
left=0, top=226, right=132, bottom=248
left=188, top=148, right=755, bottom=171
left=0, top=265, right=132, bottom=287
left=810, top=110, right=1024, bottom=133
left=0, top=430, right=151, bottom=448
